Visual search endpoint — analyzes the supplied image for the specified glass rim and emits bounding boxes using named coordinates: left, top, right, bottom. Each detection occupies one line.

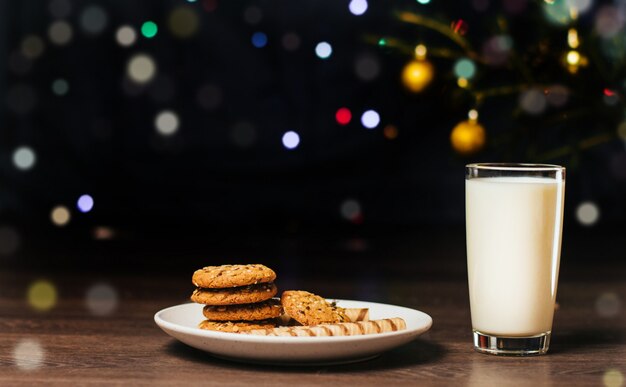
left=466, top=163, right=565, bottom=172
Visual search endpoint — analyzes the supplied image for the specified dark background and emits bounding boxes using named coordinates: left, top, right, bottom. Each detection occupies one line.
left=1, top=0, right=625, bottom=269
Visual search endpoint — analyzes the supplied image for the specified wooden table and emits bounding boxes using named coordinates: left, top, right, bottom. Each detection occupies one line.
left=1, top=231, right=625, bottom=386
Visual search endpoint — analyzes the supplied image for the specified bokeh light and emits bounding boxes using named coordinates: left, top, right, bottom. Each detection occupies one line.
left=595, top=292, right=621, bottom=318
left=361, top=110, right=380, bottom=129
left=141, top=21, right=158, bottom=38
left=93, top=226, right=116, bottom=240
left=12, top=146, right=37, bottom=170
left=453, top=58, right=476, bottom=79
left=0, top=226, right=21, bottom=256
left=546, top=84, right=569, bottom=107
left=80, top=5, right=108, bottom=35
left=27, top=280, right=57, bottom=312
left=12, top=339, right=45, bottom=370
left=282, top=131, right=300, bottom=150
left=542, top=0, right=574, bottom=25
left=340, top=199, right=362, bottom=222
left=52, top=78, right=69, bottom=96
left=251, top=32, right=268, bottom=48
left=282, top=32, right=301, bottom=51
left=196, top=84, right=222, bottom=110
left=355, top=53, right=380, bottom=81
left=450, top=119, right=486, bottom=155
left=115, top=25, right=137, bottom=47
left=576, top=201, right=600, bottom=226
left=603, top=369, right=624, bottom=387
left=349, top=0, right=368, bottom=15
left=168, top=6, right=199, bottom=38
left=127, top=54, right=157, bottom=84
left=243, top=6, right=263, bottom=24
left=383, top=124, right=399, bottom=140
left=230, top=121, right=257, bottom=148
left=417, top=0, right=431, bottom=4
left=482, top=35, right=513, bottom=66
left=51, top=206, right=71, bottom=227
left=315, top=42, right=333, bottom=59
left=595, top=6, right=624, bottom=38
left=519, top=89, right=548, bottom=115
left=86, top=283, right=119, bottom=316
left=401, top=60, right=434, bottom=92
left=77, top=194, right=94, bottom=213
left=155, top=110, right=180, bottom=136
left=21, top=35, right=45, bottom=59
left=48, top=21, right=73, bottom=46
left=335, top=107, right=352, bottom=125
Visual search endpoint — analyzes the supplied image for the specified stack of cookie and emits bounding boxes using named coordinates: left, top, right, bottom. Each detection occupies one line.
left=190, top=264, right=283, bottom=333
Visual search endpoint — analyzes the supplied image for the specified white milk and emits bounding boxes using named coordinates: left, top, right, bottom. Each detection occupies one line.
left=466, top=177, right=564, bottom=336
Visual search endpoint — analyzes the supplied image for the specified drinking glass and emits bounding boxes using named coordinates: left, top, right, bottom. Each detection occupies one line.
left=465, top=163, right=565, bottom=355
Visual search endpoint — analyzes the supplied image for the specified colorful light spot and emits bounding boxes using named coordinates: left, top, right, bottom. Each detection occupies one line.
left=116, top=25, right=137, bottom=47
left=282, top=131, right=300, bottom=149
left=51, top=206, right=71, bottom=226
left=251, top=32, right=268, bottom=48
left=576, top=201, right=600, bottom=226
left=453, top=58, right=476, bottom=79
left=315, top=42, right=332, bottom=59
left=141, top=21, right=158, bottom=38
left=12, top=147, right=36, bottom=170
left=52, top=78, right=69, bottom=96
left=77, top=194, right=94, bottom=213
left=28, top=280, right=57, bottom=311
left=155, top=110, right=180, bottom=136
left=349, top=0, right=368, bottom=15
left=361, top=110, right=380, bottom=129
left=127, top=54, right=156, bottom=84
left=335, top=108, right=352, bottom=125
left=86, top=283, right=118, bottom=316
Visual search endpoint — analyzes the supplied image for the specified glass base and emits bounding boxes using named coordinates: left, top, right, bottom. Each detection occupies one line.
left=473, top=330, right=551, bottom=356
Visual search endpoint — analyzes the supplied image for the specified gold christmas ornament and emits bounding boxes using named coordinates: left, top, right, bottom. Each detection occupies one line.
left=450, top=118, right=486, bottom=155
left=401, top=59, right=434, bottom=92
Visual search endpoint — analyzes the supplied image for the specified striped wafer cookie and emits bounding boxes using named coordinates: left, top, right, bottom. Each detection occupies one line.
left=245, top=317, right=406, bottom=337
left=278, top=307, right=370, bottom=326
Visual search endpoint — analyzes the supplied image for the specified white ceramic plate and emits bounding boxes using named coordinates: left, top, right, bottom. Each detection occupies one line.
left=154, top=299, right=433, bottom=365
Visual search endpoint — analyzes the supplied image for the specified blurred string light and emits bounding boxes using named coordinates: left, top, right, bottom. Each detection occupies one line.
left=168, top=6, right=199, bottom=39
left=595, top=292, right=621, bottom=318
left=315, top=42, right=333, bottom=59
left=21, top=35, right=45, bottom=59
left=243, top=6, right=263, bottom=25
left=93, top=226, right=116, bottom=240
left=12, top=339, right=45, bottom=371
left=335, top=107, right=352, bottom=125
left=141, top=21, right=158, bottom=38
left=80, top=5, right=108, bottom=35
left=282, top=32, right=301, bottom=51
left=595, top=6, right=625, bottom=39
left=77, top=194, right=94, bottom=213
left=51, top=205, right=71, bottom=227
left=251, top=32, right=268, bottom=48
left=361, top=109, right=380, bottom=129
left=383, top=124, right=399, bottom=140
left=520, top=88, right=548, bottom=115
left=349, top=0, right=368, bottom=16
left=402, top=44, right=433, bottom=92
left=48, top=21, right=73, bottom=46
left=0, top=226, right=21, bottom=256
left=12, top=146, right=36, bottom=170
left=155, top=110, right=180, bottom=136
left=340, top=199, right=362, bottom=223
left=450, top=109, right=486, bottom=155
left=603, top=369, right=624, bottom=387
left=282, top=131, right=300, bottom=149
left=85, top=283, right=118, bottom=316
left=417, top=0, right=431, bottom=4
left=355, top=53, right=380, bottom=81
left=576, top=201, right=600, bottom=226
left=453, top=58, right=476, bottom=80
left=27, top=280, right=57, bottom=311
left=115, top=25, right=137, bottom=47
left=603, top=88, right=619, bottom=106
left=51, top=78, right=69, bottom=96
left=127, top=54, right=156, bottom=84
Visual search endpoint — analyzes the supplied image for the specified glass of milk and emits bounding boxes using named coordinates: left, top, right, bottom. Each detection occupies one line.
left=465, top=163, right=565, bottom=355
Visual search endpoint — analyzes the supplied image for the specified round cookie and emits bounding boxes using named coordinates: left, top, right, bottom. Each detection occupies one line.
left=202, top=299, right=283, bottom=321
left=192, top=264, right=276, bottom=289
left=198, top=319, right=277, bottom=333
left=281, top=290, right=349, bottom=326
left=191, top=283, right=277, bottom=305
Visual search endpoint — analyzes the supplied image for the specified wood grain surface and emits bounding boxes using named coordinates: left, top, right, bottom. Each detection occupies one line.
left=1, top=253, right=625, bottom=386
